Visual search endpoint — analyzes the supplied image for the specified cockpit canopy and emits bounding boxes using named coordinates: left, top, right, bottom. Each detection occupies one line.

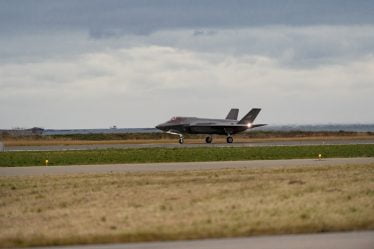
left=167, top=117, right=184, bottom=123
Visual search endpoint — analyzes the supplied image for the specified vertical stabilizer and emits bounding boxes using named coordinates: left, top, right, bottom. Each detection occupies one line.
left=225, top=108, right=239, bottom=120
left=238, top=108, right=261, bottom=124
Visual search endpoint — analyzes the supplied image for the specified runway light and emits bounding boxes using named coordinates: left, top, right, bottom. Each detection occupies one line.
left=247, top=123, right=252, bottom=128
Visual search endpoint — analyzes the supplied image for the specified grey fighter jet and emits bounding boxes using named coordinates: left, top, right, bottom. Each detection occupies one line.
left=156, top=108, right=266, bottom=144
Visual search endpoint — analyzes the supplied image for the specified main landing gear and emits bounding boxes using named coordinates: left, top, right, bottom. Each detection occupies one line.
left=205, top=136, right=213, bottom=144
left=177, top=135, right=233, bottom=144
left=204, top=135, right=233, bottom=144
left=226, top=136, right=233, bottom=143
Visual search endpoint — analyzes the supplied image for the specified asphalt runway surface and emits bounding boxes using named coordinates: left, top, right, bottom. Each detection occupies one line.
left=20, top=231, right=374, bottom=249
left=4, top=138, right=374, bottom=151
left=1, top=157, right=373, bottom=176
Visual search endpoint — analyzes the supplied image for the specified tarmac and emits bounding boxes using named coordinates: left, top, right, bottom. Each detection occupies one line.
left=1, top=157, right=373, bottom=176
left=3, top=138, right=374, bottom=151
left=17, top=231, right=374, bottom=249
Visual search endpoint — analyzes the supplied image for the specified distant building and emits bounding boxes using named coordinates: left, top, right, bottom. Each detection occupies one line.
left=0, top=127, right=44, bottom=136
left=29, top=127, right=44, bottom=135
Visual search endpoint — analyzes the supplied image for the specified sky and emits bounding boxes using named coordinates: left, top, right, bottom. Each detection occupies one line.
left=1, top=0, right=374, bottom=129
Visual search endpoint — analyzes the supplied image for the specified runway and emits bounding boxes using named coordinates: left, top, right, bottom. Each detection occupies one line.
left=20, top=231, right=374, bottom=249
left=4, top=138, right=374, bottom=151
left=1, top=157, right=373, bottom=176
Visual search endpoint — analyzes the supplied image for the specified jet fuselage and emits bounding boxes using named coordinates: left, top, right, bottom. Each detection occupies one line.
left=156, top=108, right=266, bottom=144
left=156, top=117, right=248, bottom=135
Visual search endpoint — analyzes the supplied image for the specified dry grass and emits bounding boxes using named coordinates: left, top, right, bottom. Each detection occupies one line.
left=0, top=164, right=374, bottom=248
left=4, top=135, right=374, bottom=146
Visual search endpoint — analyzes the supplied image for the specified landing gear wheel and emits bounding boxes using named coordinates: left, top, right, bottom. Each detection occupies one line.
left=205, top=136, right=213, bottom=144
left=179, top=138, right=184, bottom=144
left=226, top=136, right=233, bottom=143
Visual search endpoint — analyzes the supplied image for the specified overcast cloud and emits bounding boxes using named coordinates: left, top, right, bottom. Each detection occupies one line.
left=1, top=0, right=374, bottom=128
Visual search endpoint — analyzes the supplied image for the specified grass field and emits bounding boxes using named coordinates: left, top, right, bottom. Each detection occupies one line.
left=0, top=164, right=373, bottom=248
left=0, top=144, right=374, bottom=167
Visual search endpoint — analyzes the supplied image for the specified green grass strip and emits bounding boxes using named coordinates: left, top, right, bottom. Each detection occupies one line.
left=0, top=144, right=373, bottom=167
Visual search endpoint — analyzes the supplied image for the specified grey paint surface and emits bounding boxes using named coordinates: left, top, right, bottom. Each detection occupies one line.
left=16, top=231, right=374, bottom=249
left=155, top=108, right=264, bottom=139
left=5, top=139, right=374, bottom=152
left=1, top=157, right=373, bottom=176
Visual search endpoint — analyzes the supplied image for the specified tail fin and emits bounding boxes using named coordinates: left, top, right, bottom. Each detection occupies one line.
left=225, top=108, right=239, bottom=120
left=238, top=108, right=261, bottom=124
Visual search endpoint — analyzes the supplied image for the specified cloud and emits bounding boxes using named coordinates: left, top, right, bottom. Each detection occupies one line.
left=1, top=44, right=373, bottom=128
left=1, top=1, right=374, bottom=128
left=148, top=25, right=374, bottom=68
left=1, top=0, right=374, bottom=37
left=2, top=25, right=374, bottom=68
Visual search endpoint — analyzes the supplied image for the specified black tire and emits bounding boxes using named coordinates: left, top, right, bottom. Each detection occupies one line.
left=227, top=136, right=233, bottom=143
left=179, top=138, right=184, bottom=144
left=205, top=136, right=213, bottom=144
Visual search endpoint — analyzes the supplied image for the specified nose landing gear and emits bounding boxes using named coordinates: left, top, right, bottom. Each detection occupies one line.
left=178, top=137, right=184, bottom=144
left=166, top=130, right=185, bottom=144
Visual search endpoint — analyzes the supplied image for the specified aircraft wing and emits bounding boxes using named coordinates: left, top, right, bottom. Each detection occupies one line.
left=189, top=123, right=267, bottom=129
left=189, top=122, right=247, bottom=128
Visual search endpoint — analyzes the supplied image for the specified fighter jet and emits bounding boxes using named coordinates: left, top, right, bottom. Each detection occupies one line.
left=156, top=108, right=266, bottom=144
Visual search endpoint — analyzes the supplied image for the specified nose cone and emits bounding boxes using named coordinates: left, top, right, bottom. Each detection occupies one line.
left=155, top=123, right=166, bottom=131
